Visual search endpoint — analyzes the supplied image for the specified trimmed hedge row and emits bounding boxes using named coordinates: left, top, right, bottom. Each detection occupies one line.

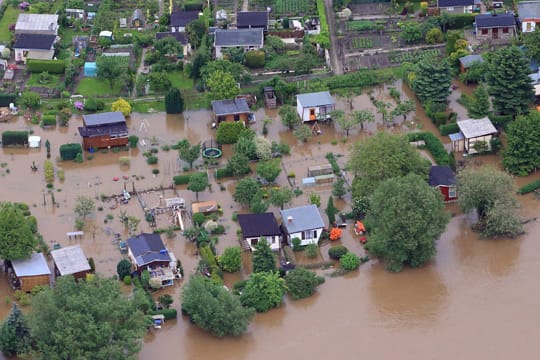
left=41, top=115, right=57, bottom=127
left=60, top=143, right=83, bottom=161
left=215, top=167, right=233, bottom=179
left=27, top=59, right=66, bottom=74
left=407, top=132, right=450, bottom=166
left=173, top=172, right=207, bottom=185
left=489, top=114, right=512, bottom=128
left=518, top=179, right=540, bottom=195
left=439, top=123, right=459, bottom=136
left=0, top=93, right=17, bottom=107
left=2, top=131, right=28, bottom=146
left=148, top=308, right=177, bottom=320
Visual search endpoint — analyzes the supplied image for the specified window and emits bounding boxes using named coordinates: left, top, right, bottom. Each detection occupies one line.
left=251, top=238, right=258, bottom=246
left=449, top=186, right=457, bottom=199
left=302, top=230, right=318, bottom=240
left=234, top=114, right=240, bottom=122
left=502, top=27, right=509, bottom=34
left=271, top=237, right=276, bottom=244
left=481, top=29, right=488, bottom=35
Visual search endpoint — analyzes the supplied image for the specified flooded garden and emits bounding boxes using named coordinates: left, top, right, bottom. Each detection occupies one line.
left=1, top=80, right=540, bottom=359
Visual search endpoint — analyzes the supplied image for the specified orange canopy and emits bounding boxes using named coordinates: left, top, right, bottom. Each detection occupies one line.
left=355, top=221, right=366, bottom=232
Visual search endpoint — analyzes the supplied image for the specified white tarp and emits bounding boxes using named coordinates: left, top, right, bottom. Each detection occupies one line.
left=28, top=136, right=40, bottom=148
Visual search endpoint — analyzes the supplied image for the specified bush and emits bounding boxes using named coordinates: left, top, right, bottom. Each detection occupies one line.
left=433, top=112, right=447, bottom=126
left=340, top=252, right=361, bottom=270
left=128, top=135, right=139, bottom=148
left=84, top=98, right=105, bottom=112
left=146, top=156, right=158, bottom=165
left=117, top=259, right=132, bottom=279
left=292, top=237, right=302, bottom=251
left=244, top=50, right=265, bottom=68
left=407, top=132, right=449, bottom=166
left=518, top=179, right=540, bottom=194
left=27, top=59, right=66, bottom=74
left=445, top=13, right=475, bottom=30
left=123, top=275, right=132, bottom=285
left=215, top=167, right=234, bottom=179
left=328, top=245, right=348, bottom=260
left=439, top=123, right=460, bottom=136
left=0, top=93, right=17, bottom=106
left=220, top=246, right=242, bottom=272
left=149, top=308, right=178, bottom=320
left=216, top=122, right=245, bottom=144
left=173, top=172, right=206, bottom=185
left=193, top=213, right=205, bottom=227
left=59, top=143, right=83, bottom=161
left=305, top=244, right=318, bottom=258
left=2, top=131, right=29, bottom=146
left=489, top=114, right=512, bottom=129
left=41, top=115, right=57, bottom=127
left=285, top=267, right=325, bottom=300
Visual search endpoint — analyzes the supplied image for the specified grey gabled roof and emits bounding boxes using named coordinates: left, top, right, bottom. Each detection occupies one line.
left=280, top=205, right=325, bottom=234
left=12, top=252, right=51, bottom=277
left=15, top=13, right=58, bottom=32
left=211, top=98, right=250, bottom=115
left=170, top=10, right=199, bottom=27
left=127, top=233, right=171, bottom=267
left=214, top=28, right=264, bottom=47
left=475, top=13, right=516, bottom=28
left=457, top=118, right=497, bottom=138
left=13, top=34, right=56, bottom=50
left=518, top=1, right=540, bottom=20
left=51, top=245, right=91, bottom=276
left=237, top=11, right=269, bottom=28
left=238, top=212, right=281, bottom=238
left=296, top=91, right=336, bottom=108
left=428, top=166, right=456, bottom=187
left=459, top=54, right=484, bottom=68
left=82, top=111, right=126, bottom=127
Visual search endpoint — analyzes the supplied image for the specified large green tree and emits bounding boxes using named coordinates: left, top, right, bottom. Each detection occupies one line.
left=233, top=177, right=261, bottom=207
left=187, top=172, right=209, bottom=201
left=269, top=187, right=294, bottom=210
left=165, top=87, right=184, bottom=114
left=468, top=82, right=491, bottom=119
left=252, top=239, right=276, bottom=273
left=74, top=196, right=95, bottom=220
left=177, top=139, right=201, bottom=169
left=96, top=56, right=124, bottom=89
left=412, top=57, right=452, bottom=104
left=279, top=105, right=301, bottom=130
left=332, top=109, right=374, bottom=136
left=0, top=303, right=31, bottom=357
left=28, top=276, right=147, bottom=360
left=285, top=267, right=325, bottom=300
left=256, top=159, right=282, bottom=184
left=365, top=174, right=449, bottom=272
left=348, top=132, right=430, bottom=197
left=523, top=27, right=540, bottom=61
left=0, top=202, right=36, bottom=261
left=226, top=153, right=251, bottom=177
left=503, top=111, right=540, bottom=176
left=206, top=70, right=239, bottom=100
left=240, top=271, right=285, bottom=313
left=181, top=276, right=254, bottom=337
left=457, top=167, right=522, bottom=237
left=201, top=60, right=247, bottom=85
left=487, top=46, right=533, bottom=116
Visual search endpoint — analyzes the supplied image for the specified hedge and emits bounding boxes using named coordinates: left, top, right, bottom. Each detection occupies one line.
left=489, top=114, right=512, bottom=128
left=216, top=122, right=245, bottom=144
left=0, top=93, right=17, bottom=107
left=148, top=308, right=177, bottom=320
left=407, top=132, right=450, bottom=165
left=173, top=171, right=206, bottom=185
left=215, top=167, right=233, bottom=179
left=60, top=143, right=83, bottom=161
left=439, top=123, right=459, bottom=136
left=325, top=68, right=394, bottom=90
left=2, top=131, right=28, bottom=146
left=183, top=2, right=203, bottom=11
left=41, top=115, right=57, bottom=127
left=518, top=179, right=540, bottom=195
left=27, top=59, right=66, bottom=74
left=244, top=50, right=265, bottom=68
left=444, top=14, right=476, bottom=30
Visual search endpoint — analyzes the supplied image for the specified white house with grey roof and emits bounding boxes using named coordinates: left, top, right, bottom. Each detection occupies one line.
left=518, top=1, right=540, bottom=32
left=280, top=205, right=325, bottom=246
left=449, top=117, right=498, bottom=154
left=296, top=91, right=336, bottom=122
left=15, top=14, right=59, bottom=35
left=214, top=28, right=264, bottom=59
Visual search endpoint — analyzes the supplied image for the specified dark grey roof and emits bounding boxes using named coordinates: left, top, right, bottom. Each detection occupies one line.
left=132, top=9, right=144, bottom=20
left=170, top=10, right=199, bottom=27
left=438, top=0, right=474, bottom=7
left=459, top=54, right=484, bottom=68
left=13, top=34, right=55, bottom=50
left=238, top=213, right=281, bottom=238
left=475, top=13, right=516, bottom=28
left=237, top=11, right=268, bottom=28
left=82, top=111, right=125, bottom=127
left=518, top=1, right=540, bottom=20
left=214, top=28, right=264, bottom=47
left=296, top=91, right=336, bottom=108
left=211, top=98, right=250, bottom=115
left=428, top=166, right=456, bottom=187
left=127, top=233, right=171, bottom=267
left=78, top=123, right=128, bottom=138
left=280, top=205, right=325, bottom=234
left=156, top=32, right=188, bottom=45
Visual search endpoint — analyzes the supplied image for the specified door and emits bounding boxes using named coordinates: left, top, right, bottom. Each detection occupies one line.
left=492, top=28, right=498, bottom=39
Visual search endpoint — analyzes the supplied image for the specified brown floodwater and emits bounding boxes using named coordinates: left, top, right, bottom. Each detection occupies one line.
left=1, top=83, right=540, bottom=360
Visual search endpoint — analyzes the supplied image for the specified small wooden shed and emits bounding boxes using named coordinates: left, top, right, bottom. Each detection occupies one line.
left=51, top=245, right=91, bottom=280
left=11, top=253, right=51, bottom=292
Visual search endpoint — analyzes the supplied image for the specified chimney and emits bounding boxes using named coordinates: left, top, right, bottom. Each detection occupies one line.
left=287, top=216, right=293, bottom=223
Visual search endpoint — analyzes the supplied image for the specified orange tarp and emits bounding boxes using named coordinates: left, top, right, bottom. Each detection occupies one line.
left=355, top=221, right=366, bottom=233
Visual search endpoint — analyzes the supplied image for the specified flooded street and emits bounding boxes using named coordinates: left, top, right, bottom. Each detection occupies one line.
left=1, top=83, right=540, bottom=359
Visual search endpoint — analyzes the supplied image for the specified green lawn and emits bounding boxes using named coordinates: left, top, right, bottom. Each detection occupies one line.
left=26, top=73, right=61, bottom=88
left=76, top=78, right=122, bottom=98
left=0, top=6, right=20, bottom=43
left=167, top=71, right=194, bottom=89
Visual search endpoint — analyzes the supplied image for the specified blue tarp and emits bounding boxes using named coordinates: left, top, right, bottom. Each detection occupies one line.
left=83, top=62, right=96, bottom=77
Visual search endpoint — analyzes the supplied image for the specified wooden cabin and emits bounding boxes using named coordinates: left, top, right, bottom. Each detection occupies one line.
left=296, top=91, right=336, bottom=123
left=50, top=245, right=92, bottom=280
left=78, top=111, right=128, bottom=150
left=264, top=86, right=277, bottom=109
left=211, top=98, right=253, bottom=126
left=10, top=253, right=51, bottom=292
left=428, top=165, right=457, bottom=202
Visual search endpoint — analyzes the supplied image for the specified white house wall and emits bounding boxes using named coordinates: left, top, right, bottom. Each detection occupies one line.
left=286, top=229, right=323, bottom=246
left=247, top=235, right=280, bottom=251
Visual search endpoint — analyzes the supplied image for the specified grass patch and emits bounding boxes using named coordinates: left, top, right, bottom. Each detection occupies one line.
left=26, top=73, right=61, bottom=88
left=0, top=6, right=20, bottom=43
left=76, top=78, right=122, bottom=97
left=167, top=71, right=193, bottom=89
left=131, top=100, right=165, bottom=113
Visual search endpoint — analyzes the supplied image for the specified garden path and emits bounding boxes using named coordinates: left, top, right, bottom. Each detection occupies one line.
left=132, top=47, right=148, bottom=99
left=242, top=0, right=248, bottom=11
left=324, top=0, right=343, bottom=75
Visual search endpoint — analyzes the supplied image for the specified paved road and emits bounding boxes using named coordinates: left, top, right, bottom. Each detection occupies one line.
left=323, top=0, right=343, bottom=75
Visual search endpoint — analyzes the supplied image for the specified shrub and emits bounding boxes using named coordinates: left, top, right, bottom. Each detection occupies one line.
left=128, top=135, right=139, bottom=148
left=0, top=93, right=17, bottom=106
left=117, top=259, right=132, bottom=279
left=439, top=122, right=460, bottom=136
left=489, top=114, right=512, bottom=128
left=215, top=167, right=234, bottom=179
left=84, top=98, right=105, bottom=112
left=220, top=246, right=242, bottom=272
left=173, top=172, right=206, bottom=185
left=216, top=122, right=245, bottom=144
left=518, top=179, right=540, bottom=194
left=146, top=156, right=158, bottom=165
left=193, top=213, right=205, bottom=227
left=328, top=245, right=348, bottom=260
left=123, top=275, right=132, bottom=285
left=244, top=50, right=265, bottom=68
left=340, top=252, right=361, bottom=270
left=59, top=143, right=83, bottom=161
left=292, top=237, right=302, bottom=251
left=329, top=227, right=342, bottom=241
left=119, top=156, right=130, bottom=166
left=148, top=308, right=178, bottom=320
left=27, top=59, right=66, bottom=74
left=2, top=131, right=29, bottom=146
left=285, top=267, right=325, bottom=300
left=407, top=132, right=449, bottom=166
left=305, top=244, right=318, bottom=258
left=41, top=114, right=57, bottom=127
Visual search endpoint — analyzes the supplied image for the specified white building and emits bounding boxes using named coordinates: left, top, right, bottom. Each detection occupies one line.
left=280, top=205, right=325, bottom=246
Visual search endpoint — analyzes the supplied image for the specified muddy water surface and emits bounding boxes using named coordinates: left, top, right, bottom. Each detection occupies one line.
left=1, top=84, right=539, bottom=359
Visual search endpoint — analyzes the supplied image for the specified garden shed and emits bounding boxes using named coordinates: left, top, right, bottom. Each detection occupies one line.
left=50, top=244, right=91, bottom=280
left=10, top=252, right=51, bottom=292
left=83, top=62, right=96, bottom=77
left=449, top=118, right=498, bottom=154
